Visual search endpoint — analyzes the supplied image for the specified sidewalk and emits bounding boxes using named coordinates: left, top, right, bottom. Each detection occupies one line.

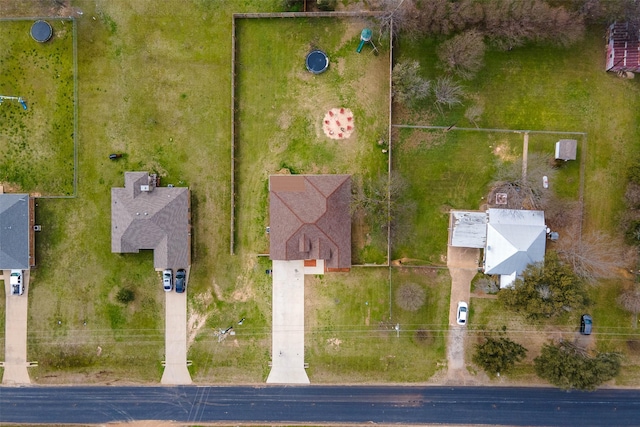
left=266, top=260, right=309, bottom=384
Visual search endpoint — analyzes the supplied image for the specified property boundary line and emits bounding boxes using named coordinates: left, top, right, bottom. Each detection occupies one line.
left=393, top=124, right=586, bottom=136
left=0, top=17, right=78, bottom=199
left=391, top=123, right=588, bottom=262
left=230, top=16, right=237, bottom=255
left=230, top=11, right=389, bottom=255
left=387, top=19, right=393, bottom=319
left=233, top=11, right=385, bottom=19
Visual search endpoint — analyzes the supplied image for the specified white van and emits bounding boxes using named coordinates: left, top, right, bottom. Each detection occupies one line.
left=10, top=270, right=24, bottom=295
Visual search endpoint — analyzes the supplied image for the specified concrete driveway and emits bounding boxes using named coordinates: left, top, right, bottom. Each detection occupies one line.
left=1, top=269, right=32, bottom=384
left=446, top=246, right=479, bottom=384
left=266, top=260, right=309, bottom=384
left=160, top=269, right=192, bottom=385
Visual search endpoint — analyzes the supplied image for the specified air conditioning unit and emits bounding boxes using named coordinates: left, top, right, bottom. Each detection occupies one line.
left=140, top=185, right=150, bottom=192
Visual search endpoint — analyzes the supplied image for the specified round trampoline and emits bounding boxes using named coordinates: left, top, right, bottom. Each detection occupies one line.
left=31, top=20, right=53, bottom=43
left=306, top=50, right=329, bottom=74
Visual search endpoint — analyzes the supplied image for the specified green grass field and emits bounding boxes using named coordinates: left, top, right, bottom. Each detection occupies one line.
left=21, top=0, right=278, bottom=383
left=396, top=31, right=640, bottom=234
left=2, top=0, right=639, bottom=387
left=234, top=17, right=390, bottom=262
left=392, top=128, right=583, bottom=262
left=0, top=19, right=75, bottom=195
left=305, top=267, right=449, bottom=382
left=395, top=28, right=640, bottom=386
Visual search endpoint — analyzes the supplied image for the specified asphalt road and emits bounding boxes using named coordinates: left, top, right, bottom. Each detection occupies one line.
left=1, top=385, right=640, bottom=425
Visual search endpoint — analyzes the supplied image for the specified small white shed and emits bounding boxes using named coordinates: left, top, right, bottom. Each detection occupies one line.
left=555, top=139, right=577, bottom=161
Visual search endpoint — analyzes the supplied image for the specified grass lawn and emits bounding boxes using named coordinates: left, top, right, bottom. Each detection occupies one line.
left=2, top=0, right=639, bottom=388
left=0, top=19, right=75, bottom=195
left=1, top=0, right=396, bottom=384
left=392, top=128, right=583, bottom=263
left=305, top=267, right=449, bottom=382
left=397, top=31, right=640, bottom=235
left=18, top=0, right=280, bottom=383
left=234, top=16, right=390, bottom=263
left=467, top=280, right=640, bottom=387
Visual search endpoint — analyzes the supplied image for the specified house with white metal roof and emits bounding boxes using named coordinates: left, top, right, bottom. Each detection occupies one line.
left=450, top=208, right=547, bottom=288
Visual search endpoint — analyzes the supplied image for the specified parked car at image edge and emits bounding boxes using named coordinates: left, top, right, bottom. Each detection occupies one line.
left=457, top=301, right=468, bottom=325
left=163, top=269, right=172, bottom=292
left=580, top=314, right=592, bottom=335
left=175, top=269, right=186, bottom=293
left=10, top=270, right=24, bottom=295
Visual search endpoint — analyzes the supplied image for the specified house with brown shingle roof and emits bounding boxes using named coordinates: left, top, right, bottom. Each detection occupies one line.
left=606, top=22, right=640, bottom=73
left=269, top=174, right=351, bottom=271
left=111, top=172, right=190, bottom=270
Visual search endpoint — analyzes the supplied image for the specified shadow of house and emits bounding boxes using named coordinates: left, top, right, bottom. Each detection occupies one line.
left=111, top=172, right=190, bottom=270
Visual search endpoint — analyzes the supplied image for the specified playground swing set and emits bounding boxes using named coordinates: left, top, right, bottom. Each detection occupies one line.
left=356, top=28, right=378, bottom=54
left=0, top=95, right=28, bottom=110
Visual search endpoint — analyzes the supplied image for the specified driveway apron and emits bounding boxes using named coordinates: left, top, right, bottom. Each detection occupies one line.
left=267, top=260, right=309, bottom=384
left=2, top=269, right=31, bottom=384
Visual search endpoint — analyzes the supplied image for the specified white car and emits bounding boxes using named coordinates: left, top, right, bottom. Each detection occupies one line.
left=163, top=269, right=173, bottom=292
left=456, top=301, right=468, bottom=325
left=10, top=270, right=24, bottom=295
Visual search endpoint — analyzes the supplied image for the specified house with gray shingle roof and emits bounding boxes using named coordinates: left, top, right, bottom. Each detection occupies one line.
left=269, top=174, right=351, bottom=271
left=111, top=172, right=190, bottom=270
left=0, top=193, right=35, bottom=270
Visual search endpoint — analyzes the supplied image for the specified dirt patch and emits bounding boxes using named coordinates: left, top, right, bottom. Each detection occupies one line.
left=351, top=208, right=370, bottom=254
left=323, top=107, right=355, bottom=139
left=400, top=128, right=446, bottom=151
left=0, top=182, right=21, bottom=193
left=332, top=56, right=346, bottom=76
left=187, top=311, right=208, bottom=347
left=327, top=337, right=342, bottom=348
left=211, top=280, right=225, bottom=302
left=232, top=257, right=256, bottom=302
left=278, top=111, right=292, bottom=130
left=492, top=141, right=519, bottom=162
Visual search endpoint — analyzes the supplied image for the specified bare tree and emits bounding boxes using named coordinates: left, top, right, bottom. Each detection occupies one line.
left=625, top=182, right=640, bottom=209
left=392, top=60, right=430, bottom=107
left=433, top=76, right=463, bottom=112
left=416, top=0, right=457, bottom=35
left=396, top=282, right=426, bottom=311
left=437, top=30, right=486, bottom=80
left=618, top=285, right=640, bottom=328
left=481, top=0, right=584, bottom=50
left=490, top=153, right=557, bottom=210
left=352, top=172, right=409, bottom=224
left=556, top=230, right=629, bottom=281
left=372, top=0, right=422, bottom=39
left=464, top=101, right=484, bottom=127
left=544, top=199, right=581, bottom=230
